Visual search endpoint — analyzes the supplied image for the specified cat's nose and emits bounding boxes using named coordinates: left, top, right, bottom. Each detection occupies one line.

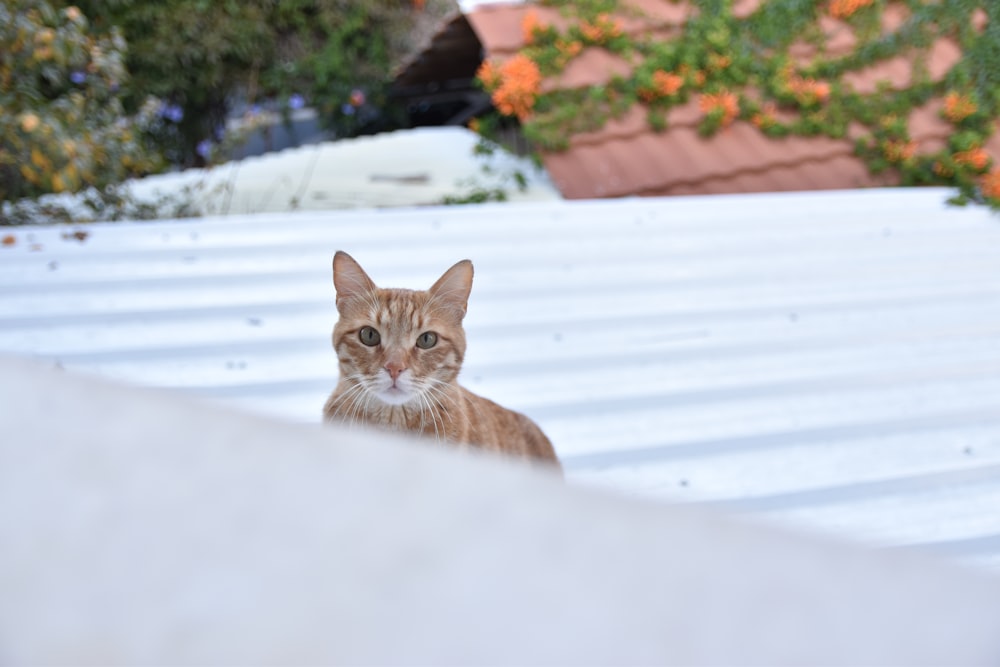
left=385, top=361, right=406, bottom=381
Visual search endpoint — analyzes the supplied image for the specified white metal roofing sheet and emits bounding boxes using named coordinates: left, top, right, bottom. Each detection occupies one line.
left=2, top=187, right=999, bottom=572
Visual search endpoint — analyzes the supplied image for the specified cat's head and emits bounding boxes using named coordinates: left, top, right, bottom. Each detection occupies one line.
left=331, top=251, right=473, bottom=407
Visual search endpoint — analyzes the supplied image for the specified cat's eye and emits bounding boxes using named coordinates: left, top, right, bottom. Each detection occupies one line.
left=416, top=331, right=438, bottom=349
left=358, top=326, right=381, bottom=347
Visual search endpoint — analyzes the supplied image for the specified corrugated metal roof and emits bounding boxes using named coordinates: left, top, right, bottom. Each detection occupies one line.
left=395, top=1, right=998, bottom=200
left=2, top=187, right=1000, bottom=572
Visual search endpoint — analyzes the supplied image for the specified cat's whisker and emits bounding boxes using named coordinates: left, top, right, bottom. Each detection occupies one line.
left=416, top=391, right=443, bottom=442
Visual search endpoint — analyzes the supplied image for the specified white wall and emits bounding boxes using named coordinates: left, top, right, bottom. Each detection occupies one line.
left=1, top=356, right=999, bottom=665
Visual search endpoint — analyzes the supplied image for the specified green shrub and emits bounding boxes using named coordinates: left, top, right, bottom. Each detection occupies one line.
left=0, top=1, right=161, bottom=218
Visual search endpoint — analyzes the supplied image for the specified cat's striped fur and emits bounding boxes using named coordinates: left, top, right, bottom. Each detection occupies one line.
left=323, top=251, right=560, bottom=470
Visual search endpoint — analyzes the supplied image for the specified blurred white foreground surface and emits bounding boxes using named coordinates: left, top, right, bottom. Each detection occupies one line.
left=1, top=357, right=999, bottom=665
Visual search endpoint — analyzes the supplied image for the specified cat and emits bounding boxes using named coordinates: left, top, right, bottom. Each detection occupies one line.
left=323, top=251, right=561, bottom=471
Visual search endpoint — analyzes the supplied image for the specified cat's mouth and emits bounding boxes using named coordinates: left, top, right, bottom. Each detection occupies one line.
left=371, top=375, right=417, bottom=406
left=376, top=386, right=415, bottom=406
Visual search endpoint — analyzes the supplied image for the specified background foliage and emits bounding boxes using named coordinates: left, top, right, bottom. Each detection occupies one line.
left=478, top=0, right=1000, bottom=208
left=0, top=0, right=161, bottom=222
left=3, top=0, right=452, bottom=222
left=59, top=0, right=450, bottom=167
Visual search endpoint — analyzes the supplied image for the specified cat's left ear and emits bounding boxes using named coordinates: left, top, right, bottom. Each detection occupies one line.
left=333, top=251, right=377, bottom=313
left=428, top=259, right=473, bottom=319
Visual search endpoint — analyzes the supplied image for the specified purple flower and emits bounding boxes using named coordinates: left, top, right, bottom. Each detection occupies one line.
left=196, top=140, right=212, bottom=159
left=341, top=103, right=356, bottom=116
left=288, top=93, right=305, bottom=110
left=69, top=70, right=86, bottom=84
left=160, top=103, right=184, bottom=123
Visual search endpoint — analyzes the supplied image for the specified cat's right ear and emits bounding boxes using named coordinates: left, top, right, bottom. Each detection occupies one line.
left=333, top=251, right=377, bottom=313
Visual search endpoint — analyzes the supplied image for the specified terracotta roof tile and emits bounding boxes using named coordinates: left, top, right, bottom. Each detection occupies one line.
left=543, top=48, right=634, bottom=92
left=731, top=0, right=762, bottom=20
left=972, top=8, right=988, bottom=32
left=843, top=37, right=962, bottom=94
left=881, top=3, right=911, bottom=34
left=908, top=99, right=952, bottom=153
left=466, top=3, right=533, bottom=56
left=841, top=55, right=913, bottom=94
left=819, top=16, right=858, bottom=56
left=570, top=105, right=649, bottom=146
left=926, top=38, right=964, bottom=80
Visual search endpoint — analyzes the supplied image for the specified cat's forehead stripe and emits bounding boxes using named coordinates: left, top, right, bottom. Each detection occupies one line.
left=376, top=290, right=427, bottom=334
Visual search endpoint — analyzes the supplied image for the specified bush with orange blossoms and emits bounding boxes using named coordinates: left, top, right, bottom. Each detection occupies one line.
left=476, top=60, right=501, bottom=90
left=555, top=39, right=582, bottom=62
left=981, top=169, right=1000, bottom=201
left=943, top=91, right=977, bottom=123
left=933, top=161, right=953, bottom=177
left=579, top=13, right=622, bottom=44
left=707, top=53, right=732, bottom=72
left=792, top=77, right=831, bottom=105
left=699, top=90, right=739, bottom=128
left=780, top=65, right=831, bottom=106
left=829, top=0, right=874, bottom=19
left=477, top=55, right=541, bottom=120
left=751, top=102, right=778, bottom=130
left=954, top=147, right=991, bottom=171
left=521, top=10, right=544, bottom=45
left=882, top=139, right=917, bottom=163
left=638, top=70, right=684, bottom=102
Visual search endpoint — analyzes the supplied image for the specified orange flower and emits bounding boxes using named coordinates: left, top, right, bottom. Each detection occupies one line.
left=829, top=0, right=874, bottom=19
left=521, top=10, right=544, bottom=44
left=476, top=60, right=501, bottom=91
left=699, top=90, right=739, bottom=128
left=708, top=53, right=732, bottom=72
left=653, top=71, right=683, bottom=96
left=579, top=13, right=622, bottom=43
left=479, top=55, right=542, bottom=120
left=882, top=139, right=917, bottom=163
left=555, top=39, right=582, bottom=62
left=751, top=102, right=778, bottom=130
left=785, top=70, right=831, bottom=106
left=468, top=118, right=481, bottom=133
left=638, top=70, right=683, bottom=103
left=943, top=91, right=977, bottom=123
left=981, top=168, right=1000, bottom=201
left=954, top=147, right=991, bottom=171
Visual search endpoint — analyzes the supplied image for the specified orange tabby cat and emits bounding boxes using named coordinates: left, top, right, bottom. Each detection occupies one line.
left=323, top=251, right=560, bottom=470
